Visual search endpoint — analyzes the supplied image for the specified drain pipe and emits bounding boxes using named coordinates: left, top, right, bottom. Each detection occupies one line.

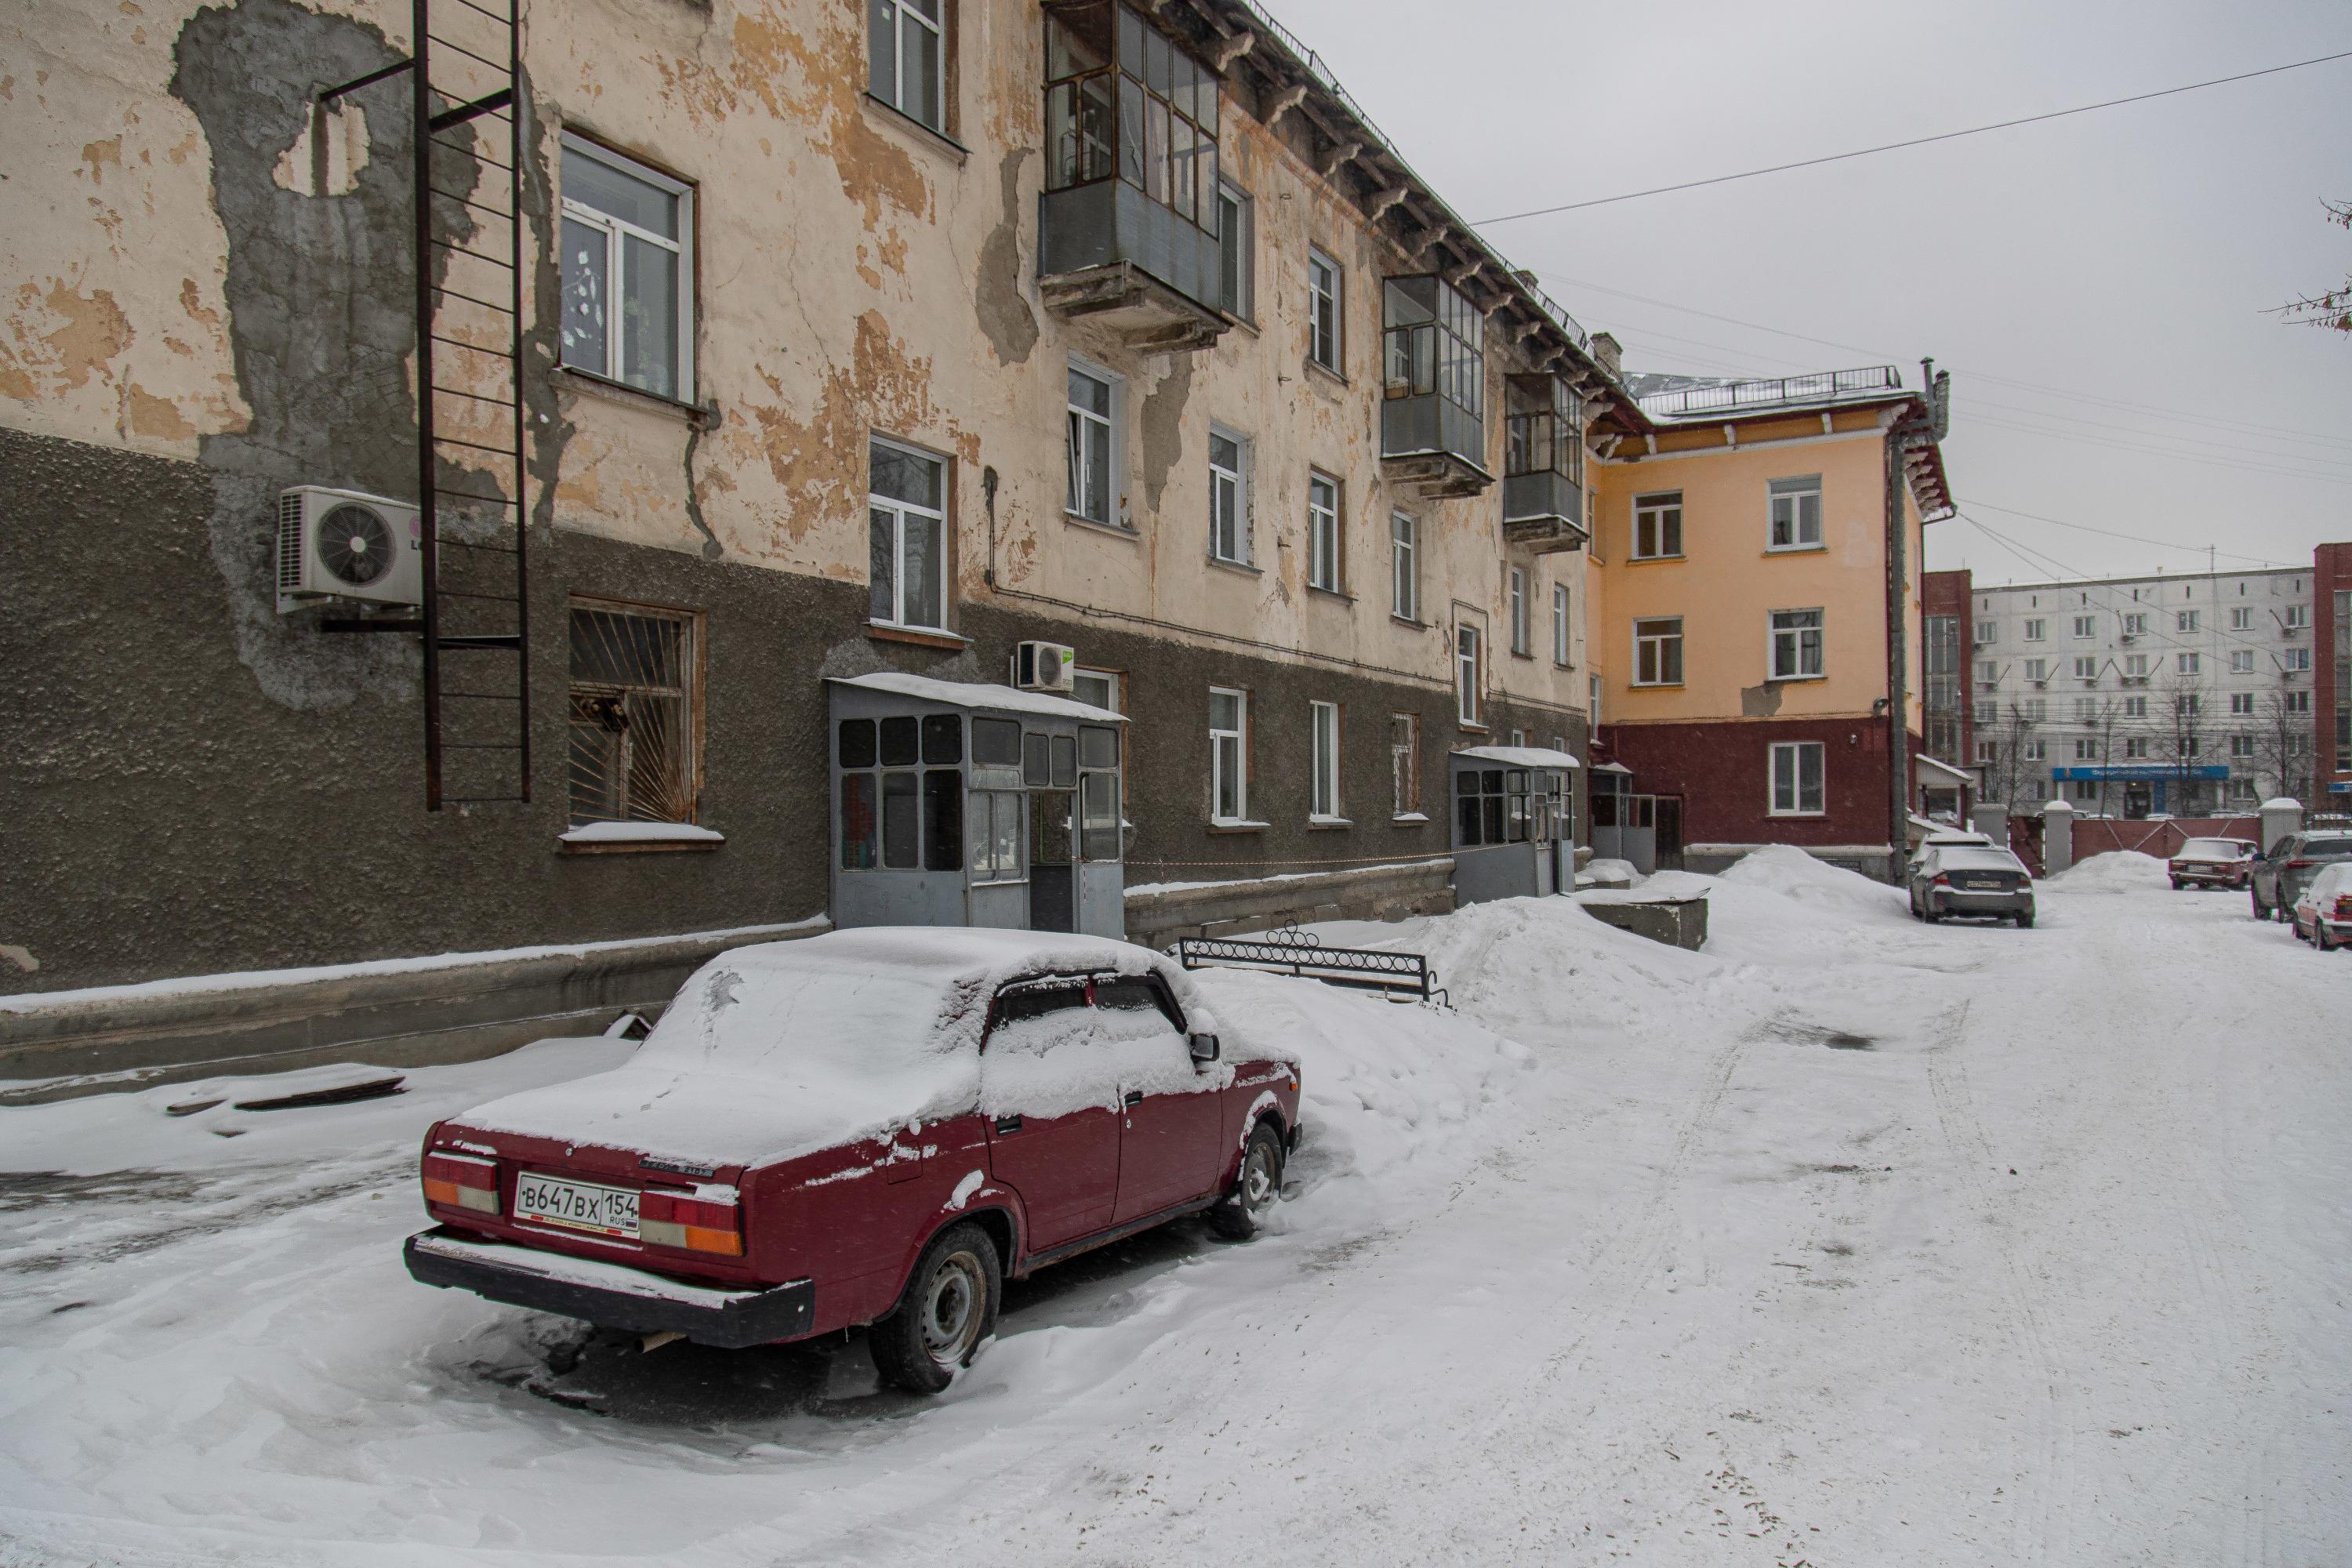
left=982, top=465, right=1000, bottom=589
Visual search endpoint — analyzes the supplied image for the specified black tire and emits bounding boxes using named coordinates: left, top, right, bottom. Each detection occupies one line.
left=869, top=1221, right=1000, bottom=1395
left=1921, top=904, right=1942, bottom=925
left=2252, top=891, right=2270, bottom=922
left=2170, top=879, right=2184, bottom=891
left=1210, top=1121, right=1286, bottom=1241
left=2015, top=913, right=2034, bottom=929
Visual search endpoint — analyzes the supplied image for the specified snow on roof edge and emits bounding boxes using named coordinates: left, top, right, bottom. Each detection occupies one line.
left=830, top=671, right=1127, bottom=722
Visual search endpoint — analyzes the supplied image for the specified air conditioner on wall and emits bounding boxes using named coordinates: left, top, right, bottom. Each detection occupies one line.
left=1014, top=640, right=1076, bottom=693
left=275, top=485, right=423, bottom=613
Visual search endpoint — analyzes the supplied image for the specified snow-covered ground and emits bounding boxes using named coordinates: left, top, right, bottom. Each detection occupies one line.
left=3, top=850, right=2347, bottom=1566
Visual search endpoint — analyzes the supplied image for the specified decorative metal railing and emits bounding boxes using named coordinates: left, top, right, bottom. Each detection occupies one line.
left=1169, top=926, right=1444, bottom=1004
left=1638, top=365, right=1902, bottom=419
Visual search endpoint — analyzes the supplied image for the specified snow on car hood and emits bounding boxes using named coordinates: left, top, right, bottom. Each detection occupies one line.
left=448, top=928, right=1240, bottom=1167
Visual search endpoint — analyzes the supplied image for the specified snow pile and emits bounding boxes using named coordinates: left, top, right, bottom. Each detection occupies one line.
left=1719, top=844, right=1909, bottom=920
left=1417, top=895, right=1716, bottom=1040
left=2050, top=850, right=2171, bottom=895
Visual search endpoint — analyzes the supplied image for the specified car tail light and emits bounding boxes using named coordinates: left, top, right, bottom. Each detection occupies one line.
left=2285, top=858, right=2315, bottom=870
left=423, top=1152, right=499, bottom=1215
left=1931, top=873, right=1951, bottom=887
left=2334, top=895, right=2352, bottom=920
left=641, top=1189, right=743, bottom=1256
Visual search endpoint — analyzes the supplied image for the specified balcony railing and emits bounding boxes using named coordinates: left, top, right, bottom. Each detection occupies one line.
left=1637, top=365, right=1903, bottom=420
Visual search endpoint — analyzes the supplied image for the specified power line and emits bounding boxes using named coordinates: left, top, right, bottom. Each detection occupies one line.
left=1957, top=499, right=2296, bottom=569
left=1479, top=49, right=2352, bottom=225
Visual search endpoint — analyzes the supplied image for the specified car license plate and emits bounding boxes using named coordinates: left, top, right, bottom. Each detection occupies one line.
left=1963, top=877, right=2005, bottom=890
left=514, top=1173, right=640, bottom=1239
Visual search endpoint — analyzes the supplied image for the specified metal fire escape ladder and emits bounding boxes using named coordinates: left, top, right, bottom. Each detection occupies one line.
left=323, top=1, right=530, bottom=810
left=412, top=0, right=528, bottom=810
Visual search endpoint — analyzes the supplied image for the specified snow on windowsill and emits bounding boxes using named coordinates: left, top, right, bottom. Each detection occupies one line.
left=1307, top=815, right=1355, bottom=829
left=1207, top=818, right=1272, bottom=833
left=559, top=822, right=727, bottom=846
left=1392, top=812, right=1431, bottom=825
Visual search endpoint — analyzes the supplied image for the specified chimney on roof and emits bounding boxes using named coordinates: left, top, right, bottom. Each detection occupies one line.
left=1591, top=332, right=1622, bottom=379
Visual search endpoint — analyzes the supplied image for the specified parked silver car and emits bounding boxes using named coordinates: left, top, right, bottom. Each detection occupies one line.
left=1909, top=843, right=2036, bottom=927
left=2249, top=829, right=2352, bottom=922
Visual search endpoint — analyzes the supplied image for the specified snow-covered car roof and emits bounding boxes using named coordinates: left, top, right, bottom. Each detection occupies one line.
left=451, top=929, right=1199, bottom=1167
left=1921, top=829, right=1994, bottom=846
left=2304, top=862, right=2352, bottom=902
left=2177, top=838, right=2253, bottom=858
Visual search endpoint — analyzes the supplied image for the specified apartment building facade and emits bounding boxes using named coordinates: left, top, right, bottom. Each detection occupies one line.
left=1584, top=368, right=1955, bottom=878
left=4, top=0, right=1621, bottom=993
left=1943, top=551, right=2352, bottom=816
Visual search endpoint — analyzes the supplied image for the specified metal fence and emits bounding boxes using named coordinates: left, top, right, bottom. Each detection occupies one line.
left=1169, top=927, right=1443, bottom=1004
left=1638, top=366, right=1902, bottom=420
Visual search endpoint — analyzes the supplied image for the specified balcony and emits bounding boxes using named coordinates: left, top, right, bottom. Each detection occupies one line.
left=1635, top=365, right=1904, bottom=421
left=1037, top=2, right=1231, bottom=354
left=1381, top=274, right=1490, bottom=498
left=1501, top=375, right=1588, bottom=554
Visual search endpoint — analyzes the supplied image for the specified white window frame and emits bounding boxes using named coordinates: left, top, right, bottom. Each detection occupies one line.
left=2125, top=737, right=2149, bottom=759
left=2284, top=603, right=2310, bottom=630
left=1634, top=617, right=1684, bottom=687
left=1390, top=711, right=1420, bottom=818
left=1072, top=666, right=1121, bottom=713
left=1307, top=247, right=1342, bottom=372
left=2178, top=610, right=2201, bottom=633
left=1307, top=470, right=1341, bottom=591
left=1974, top=738, right=1997, bottom=764
left=1977, top=659, right=1999, bottom=681
left=1209, top=686, right=1248, bottom=824
left=2230, top=734, right=2256, bottom=758
left=1309, top=700, right=1343, bottom=821
left=2284, top=690, right=2310, bottom=713
left=2285, top=646, right=2312, bottom=672
left=2229, top=606, right=2256, bottom=631
left=2023, top=658, right=2048, bottom=682
left=1456, top=624, right=1483, bottom=727
left=1552, top=583, right=1571, bottom=666
left=2071, top=615, right=2096, bottom=639
left=1766, top=476, right=1823, bottom=552
left=1218, top=178, right=1254, bottom=321
left=2230, top=691, right=2255, bottom=716
left=1769, top=608, right=1824, bottom=681
left=2023, top=738, right=2047, bottom=762
left=2124, top=695, right=2147, bottom=719
left=1633, top=492, right=1683, bottom=560
left=1508, top=568, right=1530, bottom=655
left=1065, top=357, right=1120, bottom=526
left=2023, top=618, right=2048, bottom=641
left=1209, top=426, right=1250, bottom=564
left=1391, top=512, right=1419, bottom=622
left=2123, top=612, right=2147, bottom=634
left=2229, top=649, right=2256, bottom=674
left=2072, top=655, right=2098, bottom=680
left=2074, top=737, right=2098, bottom=760
left=2124, top=653, right=2150, bottom=677
left=866, top=435, right=949, bottom=631
left=867, top=0, right=946, bottom=131
left=559, top=133, right=695, bottom=400
left=1768, top=740, right=1824, bottom=816
left=2177, top=652, right=2201, bottom=675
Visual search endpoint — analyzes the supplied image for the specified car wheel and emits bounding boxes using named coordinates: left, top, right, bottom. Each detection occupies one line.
left=2015, top=913, right=2034, bottom=929
left=1210, top=1121, right=1286, bottom=1242
left=2252, top=891, right=2270, bottom=921
left=869, top=1220, right=1001, bottom=1395
left=2316, top=924, right=2338, bottom=953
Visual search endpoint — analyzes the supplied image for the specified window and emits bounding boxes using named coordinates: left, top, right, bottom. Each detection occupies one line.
left=1769, top=741, right=1824, bottom=815
left=2024, top=659, right=2049, bottom=681
left=837, top=713, right=966, bottom=873
left=2230, top=734, right=2256, bottom=758
left=560, top=136, right=692, bottom=400
left=1635, top=618, right=1684, bottom=686
left=868, top=0, right=945, bottom=129
left=2178, top=610, right=2201, bottom=633
left=2125, top=736, right=2148, bottom=759
left=1508, top=727, right=1529, bottom=747
left=1508, top=568, right=1530, bottom=655
left=1978, top=659, right=1999, bottom=682
left=1044, top=5, right=1219, bottom=239
left=1209, top=428, right=1248, bottom=562
left=2024, top=618, right=2047, bottom=641
left=1633, top=492, right=1683, bottom=560
left=2230, top=691, right=2255, bottom=716
left=1975, top=739, right=1997, bottom=764
left=2074, top=738, right=2098, bottom=760
left=2022, top=739, right=2047, bottom=762
left=2073, top=697, right=2096, bottom=721
left=1390, top=513, right=1418, bottom=620
left=1975, top=619, right=1996, bottom=644
left=2177, top=736, right=2200, bottom=758
left=2125, top=653, right=2151, bottom=677
left=2284, top=603, right=2309, bottom=630
left=1552, top=583, right=1571, bottom=666
left=2230, top=649, right=2256, bottom=674
left=2024, top=697, right=2047, bottom=722
left=2176, top=693, right=2201, bottom=717
left=1589, top=673, right=1602, bottom=725
left=1066, top=362, right=1117, bottom=524
left=1456, top=625, right=1483, bottom=726
left=2124, top=695, right=2147, bottom=719
left=2285, top=647, right=2312, bottom=673
left=2072, top=615, right=2096, bottom=639
left=1769, top=608, right=1824, bottom=680
left=1307, top=248, right=1342, bottom=372
left=2230, top=606, right=2256, bottom=631
left=2177, top=652, right=2201, bottom=675
left=2073, top=655, right=2099, bottom=680
left=968, top=789, right=1023, bottom=882
left=568, top=601, right=699, bottom=826
left=1072, top=667, right=1121, bottom=713
left=1309, top=701, right=1342, bottom=820
left=2123, top=612, right=2147, bottom=635
left=1382, top=274, right=1483, bottom=425
left=2284, top=690, right=2310, bottom=713
left=1391, top=713, right=1421, bottom=817
left=1307, top=471, right=1341, bottom=591
left=1208, top=687, right=1247, bottom=822
left=1766, top=476, right=1823, bottom=550
left=868, top=437, right=947, bottom=630
left=1218, top=179, right=1254, bottom=320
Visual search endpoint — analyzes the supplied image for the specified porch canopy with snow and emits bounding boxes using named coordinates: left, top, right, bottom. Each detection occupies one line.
left=1450, top=746, right=1579, bottom=903
left=828, top=673, right=1127, bottom=938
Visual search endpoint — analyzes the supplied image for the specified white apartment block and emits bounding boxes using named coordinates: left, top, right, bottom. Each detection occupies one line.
left=1970, top=567, right=2321, bottom=816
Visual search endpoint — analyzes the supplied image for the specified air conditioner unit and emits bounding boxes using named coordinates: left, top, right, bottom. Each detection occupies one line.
left=2030, top=678, right=2048, bottom=688
left=276, top=485, right=422, bottom=613
left=2119, top=633, right=2136, bottom=644
left=1014, top=640, right=1076, bottom=693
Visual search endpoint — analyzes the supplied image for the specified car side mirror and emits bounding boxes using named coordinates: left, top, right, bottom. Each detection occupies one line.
left=1189, top=1032, right=1221, bottom=1065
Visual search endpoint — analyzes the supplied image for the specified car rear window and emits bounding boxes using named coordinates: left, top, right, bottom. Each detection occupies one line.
left=2180, top=838, right=2245, bottom=858
left=1937, top=848, right=2025, bottom=874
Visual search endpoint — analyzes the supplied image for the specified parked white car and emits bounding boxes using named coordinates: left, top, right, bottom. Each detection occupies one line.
left=2289, top=863, right=2352, bottom=953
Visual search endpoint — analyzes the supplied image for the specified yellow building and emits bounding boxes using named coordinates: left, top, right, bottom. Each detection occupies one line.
left=1586, top=365, right=1953, bottom=878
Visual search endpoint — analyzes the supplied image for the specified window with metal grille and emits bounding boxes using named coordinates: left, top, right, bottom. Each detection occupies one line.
left=568, top=601, right=697, bottom=825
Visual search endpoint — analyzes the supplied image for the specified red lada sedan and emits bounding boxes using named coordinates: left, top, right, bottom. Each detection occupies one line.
left=405, top=929, right=1301, bottom=1392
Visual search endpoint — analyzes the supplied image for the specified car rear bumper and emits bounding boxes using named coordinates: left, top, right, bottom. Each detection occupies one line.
left=1930, top=889, right=2033, bottom=917
left=405, top=1228, right=815, bottom=1350
left=2171, top=866, right=2244, bottom=884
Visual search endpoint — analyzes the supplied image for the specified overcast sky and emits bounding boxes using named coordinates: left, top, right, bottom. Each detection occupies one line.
left=1264, top=0, right=2352, bottom=586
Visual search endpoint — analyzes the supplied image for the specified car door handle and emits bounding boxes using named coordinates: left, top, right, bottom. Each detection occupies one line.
left=993, top=1114, right=1022, bottom=1134
left=1123, top=1090, right=1143, bottom=1107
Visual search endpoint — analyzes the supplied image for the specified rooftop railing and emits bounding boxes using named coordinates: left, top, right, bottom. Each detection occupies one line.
left=1638, top=365, right=1904, bottom=419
